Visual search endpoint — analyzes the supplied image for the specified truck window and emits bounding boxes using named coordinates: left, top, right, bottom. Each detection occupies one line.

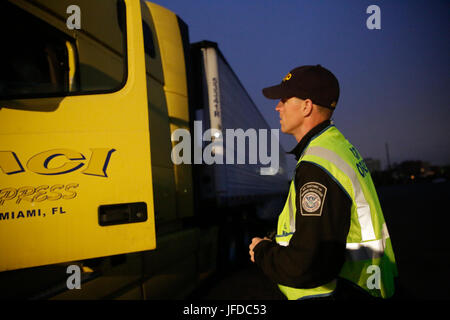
left=0, top=0, right=127, bottom=99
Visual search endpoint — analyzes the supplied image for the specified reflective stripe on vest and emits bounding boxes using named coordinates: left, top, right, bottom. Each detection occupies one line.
left=346, top=222, right=390, bottom=260
left=287, top=187, right=296, bottom=232
left=303, top=146, right=376, bottom=242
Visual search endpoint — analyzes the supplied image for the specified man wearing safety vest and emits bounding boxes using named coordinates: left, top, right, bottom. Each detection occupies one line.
left=249, top=65, right=398, bottom=300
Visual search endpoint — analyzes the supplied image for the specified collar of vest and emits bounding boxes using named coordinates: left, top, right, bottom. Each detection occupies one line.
left=289, top=120, right=334, bottom=161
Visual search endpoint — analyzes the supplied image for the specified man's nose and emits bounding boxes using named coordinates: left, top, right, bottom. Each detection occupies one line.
left=275, top=100, right=283, bottom=112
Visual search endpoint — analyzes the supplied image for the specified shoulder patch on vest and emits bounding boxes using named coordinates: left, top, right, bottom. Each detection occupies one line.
left=300, top=182, right=327, bottom=216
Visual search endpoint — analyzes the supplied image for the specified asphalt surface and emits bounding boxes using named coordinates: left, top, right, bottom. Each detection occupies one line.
left=196, top=181, right=450, bottom=300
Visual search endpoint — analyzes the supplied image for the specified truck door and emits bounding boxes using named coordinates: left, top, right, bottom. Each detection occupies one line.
left=0, top=0, right=156, bottom=272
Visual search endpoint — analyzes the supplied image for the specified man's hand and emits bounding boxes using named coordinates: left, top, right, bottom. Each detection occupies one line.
left=249, top=237, right=271, bottom=263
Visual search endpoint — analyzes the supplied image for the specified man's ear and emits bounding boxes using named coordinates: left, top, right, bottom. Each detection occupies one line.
left=303, top=99, right=314, bottom=116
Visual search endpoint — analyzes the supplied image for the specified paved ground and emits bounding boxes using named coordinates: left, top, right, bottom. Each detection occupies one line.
left=198, top=263, right=285, bottom=300
left=196, top=181, right=450, bottom=300
left=376, top=181, right=450, bottom=299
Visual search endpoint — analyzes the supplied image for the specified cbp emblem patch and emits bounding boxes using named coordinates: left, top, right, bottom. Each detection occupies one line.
left=300, top=182, right=327, bottom=216
left=302, top=192, right=321, bottom=212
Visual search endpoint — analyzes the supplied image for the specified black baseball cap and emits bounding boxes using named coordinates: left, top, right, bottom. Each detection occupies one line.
left=262, top=65, right=340, bottom=109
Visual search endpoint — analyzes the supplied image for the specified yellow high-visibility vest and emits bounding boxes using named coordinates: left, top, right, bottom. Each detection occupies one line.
left=276, top=124, right=398, bottom=300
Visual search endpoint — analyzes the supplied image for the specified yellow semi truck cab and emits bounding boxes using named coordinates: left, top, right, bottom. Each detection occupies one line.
left=0, top=0, right=201, bottom=298
left=0, top=0, right=191, bottom=270
left=0, top=0, right=288, bottom=299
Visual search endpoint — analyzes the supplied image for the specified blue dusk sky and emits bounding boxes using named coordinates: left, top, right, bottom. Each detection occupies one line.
left=153, top=0, right=450, bottom=170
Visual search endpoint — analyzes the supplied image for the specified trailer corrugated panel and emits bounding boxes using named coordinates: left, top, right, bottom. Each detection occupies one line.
left=194, top=41, right=289, bottom=207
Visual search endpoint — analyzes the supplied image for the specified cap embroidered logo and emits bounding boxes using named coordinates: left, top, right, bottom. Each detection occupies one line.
left=283, top=73, right=292, bottom=82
